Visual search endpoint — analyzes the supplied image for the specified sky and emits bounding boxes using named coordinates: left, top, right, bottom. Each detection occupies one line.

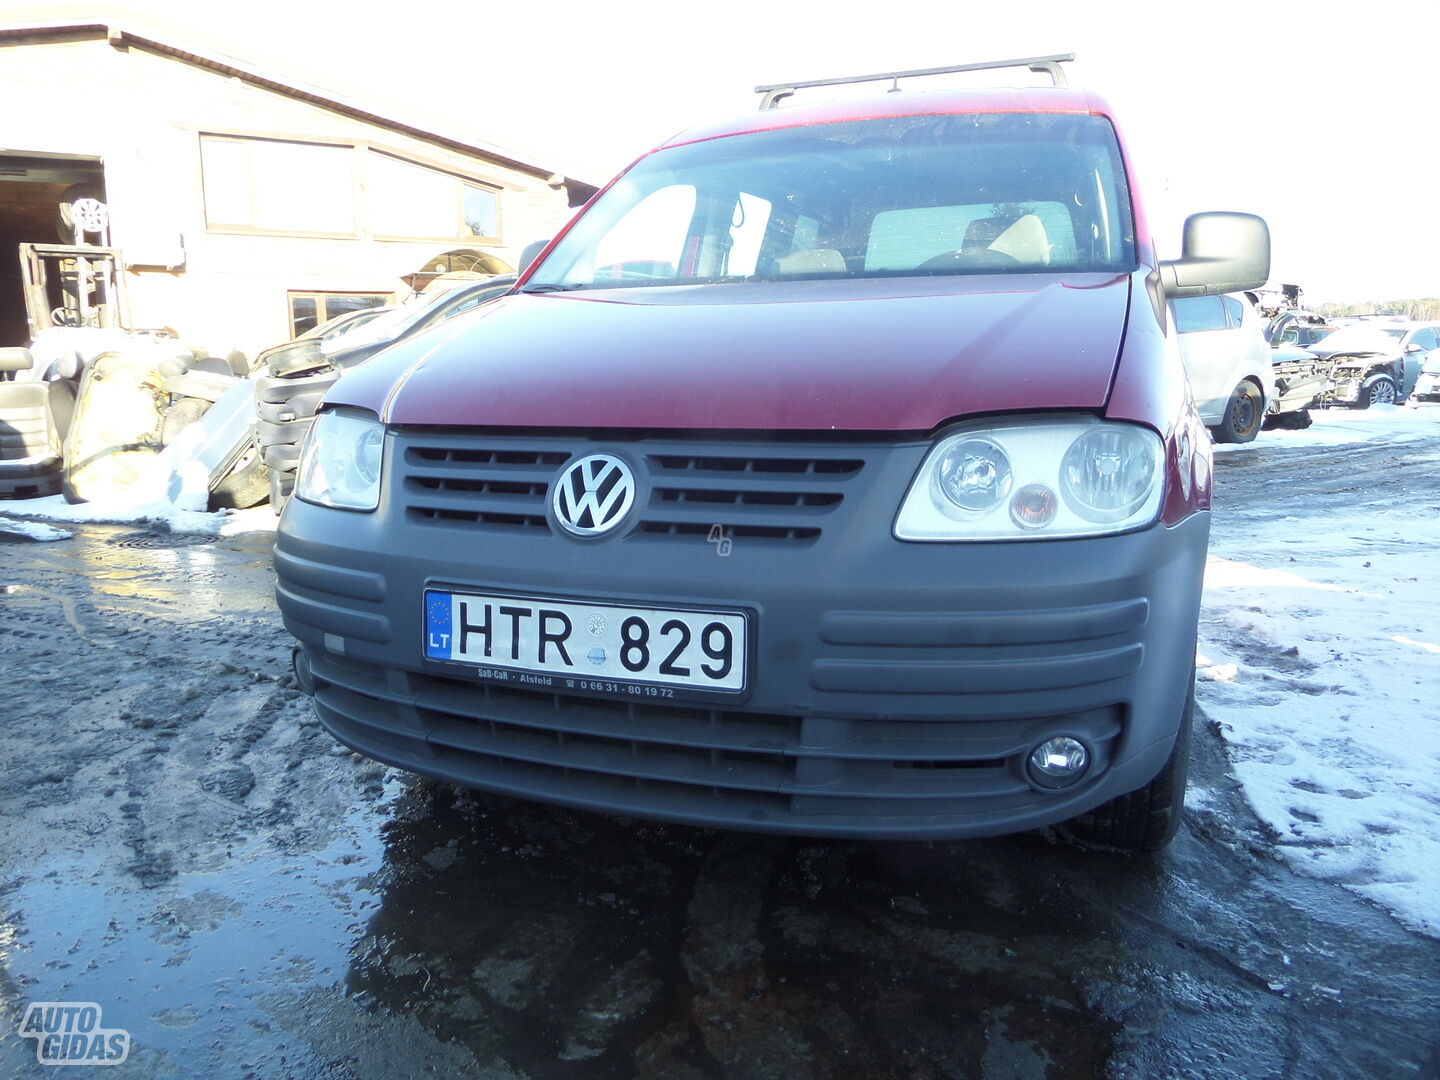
left=2, top=0, right=1437, bottom=303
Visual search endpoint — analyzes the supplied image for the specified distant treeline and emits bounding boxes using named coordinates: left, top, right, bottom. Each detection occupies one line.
left=1314, top=298, right=1440, bottom=320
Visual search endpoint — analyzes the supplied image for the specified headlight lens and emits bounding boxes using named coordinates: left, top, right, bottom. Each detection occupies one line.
left=895, top=418, right=1164, bottom=541
left=295, top=410, right=385, bottom=511
left=1060, top=425, right=1159, bottom=522
left=936, top=437, right=1012, bottom=511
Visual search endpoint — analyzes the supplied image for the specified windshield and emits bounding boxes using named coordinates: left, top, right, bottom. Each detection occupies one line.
left=325, top=281, right=485, bottom=355
left=527, top=113, right=1135, bottom=291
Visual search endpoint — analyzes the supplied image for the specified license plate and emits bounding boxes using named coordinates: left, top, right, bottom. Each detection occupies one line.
left=424, top=590, right=748, bottom=693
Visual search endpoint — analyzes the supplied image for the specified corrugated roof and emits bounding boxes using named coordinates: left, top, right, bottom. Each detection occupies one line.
left=0, top=20, right=597, bottom=195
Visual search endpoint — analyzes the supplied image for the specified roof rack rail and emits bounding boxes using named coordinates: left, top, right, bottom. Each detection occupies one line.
left=755, top=54, right=1075, bottom=110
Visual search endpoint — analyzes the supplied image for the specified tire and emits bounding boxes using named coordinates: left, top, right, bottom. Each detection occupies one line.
left=210, top=446, right=271, bottom=510
left=56, top=183, right=107, bottom=242
left=1263, top=408, right=1312, bottom=431
left=1212, top=381, right=1263, bottom=443
left=1354, top=377, right=1396, bottom=409
left=1060, top=679, right=1193, bottom=851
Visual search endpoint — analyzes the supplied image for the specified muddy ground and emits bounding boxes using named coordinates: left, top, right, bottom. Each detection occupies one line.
left=1, top=443, right=1438, bottom=1079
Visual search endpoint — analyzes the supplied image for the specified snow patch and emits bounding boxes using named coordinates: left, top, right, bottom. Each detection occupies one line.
left=1213, top=401, right=1440, bottom=453
left=0, top=516, right=73, bottom=542
left=1201, top=407, right=1440, bottom=938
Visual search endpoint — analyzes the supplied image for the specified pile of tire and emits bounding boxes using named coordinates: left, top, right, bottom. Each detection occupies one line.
left=253, top=340, right=340, bottom=512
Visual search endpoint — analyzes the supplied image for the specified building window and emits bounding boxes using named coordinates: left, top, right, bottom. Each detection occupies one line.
left=463, top=184, right=498, bottom=238
left=201, top=135, right=356, bottom=235
left=288, top=292, right=390, bottom=338
left=368, top=151, right=500, bottom=241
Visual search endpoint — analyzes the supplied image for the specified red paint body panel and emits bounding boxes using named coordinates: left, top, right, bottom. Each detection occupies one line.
left=327, top=273, right=1134, bottom=432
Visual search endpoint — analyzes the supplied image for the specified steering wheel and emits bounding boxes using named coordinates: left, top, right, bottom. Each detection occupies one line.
left=918, top=248, right=1020, bottom=271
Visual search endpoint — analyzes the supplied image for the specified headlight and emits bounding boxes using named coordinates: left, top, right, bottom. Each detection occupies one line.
left=895, top=418, right=1163, bottom=541
left=295, top=410, right=385, bottom=511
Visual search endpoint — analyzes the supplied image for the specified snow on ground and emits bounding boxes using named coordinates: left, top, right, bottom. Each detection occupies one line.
left=0, top=491, right=274, bottom=538
left=0, top=516, right=73, bottom=542
left=0, top=419, right=276, bottom=538
left=1203, top=404, right=1440, bottom=938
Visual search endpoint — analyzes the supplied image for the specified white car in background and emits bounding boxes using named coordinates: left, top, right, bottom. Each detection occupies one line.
left=1413, top=348, right=1440, bottom=403
left=1172, top=293, right=1276, bottom=443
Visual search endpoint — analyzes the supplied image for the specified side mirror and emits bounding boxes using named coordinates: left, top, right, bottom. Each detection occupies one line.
left=518, top=239, right=550, bottom=275
left=1159, top=212, right=1271, bottom=299
left=1404, top=343, right=1424, bottom=354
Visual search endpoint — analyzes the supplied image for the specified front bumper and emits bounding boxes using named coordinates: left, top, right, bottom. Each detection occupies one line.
left=275, top=430, right=1207, bottom=840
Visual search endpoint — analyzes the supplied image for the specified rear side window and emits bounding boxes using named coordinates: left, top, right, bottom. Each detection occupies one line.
left=1172, top=295, right=1228, bottom=334
left=530, top=113, right=1135, bottom=290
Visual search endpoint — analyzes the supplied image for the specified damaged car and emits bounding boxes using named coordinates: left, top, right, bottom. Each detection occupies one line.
left=1304, top=321, right=1436, bottom=407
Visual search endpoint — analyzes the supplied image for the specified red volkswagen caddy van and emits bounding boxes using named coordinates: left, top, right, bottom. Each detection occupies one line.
left=275, top=56, right=1268, bottom=850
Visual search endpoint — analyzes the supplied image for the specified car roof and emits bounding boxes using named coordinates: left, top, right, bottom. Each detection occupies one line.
left=657, top=87, right=1113, bottom=151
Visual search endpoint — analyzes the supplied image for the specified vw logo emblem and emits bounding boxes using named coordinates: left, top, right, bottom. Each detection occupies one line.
left=552, top=454, right=636, bottom=537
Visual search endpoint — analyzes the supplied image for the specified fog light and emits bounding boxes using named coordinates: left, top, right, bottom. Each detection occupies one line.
left=1028, top=736, right=1090, bottom=789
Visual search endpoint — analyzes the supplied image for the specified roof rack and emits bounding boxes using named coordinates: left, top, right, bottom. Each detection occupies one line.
left=755, top=54, right=1075, bottom=110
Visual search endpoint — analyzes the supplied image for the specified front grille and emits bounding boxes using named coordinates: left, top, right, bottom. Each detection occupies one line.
left=402, top=442, right=569, bottom=530
left=396, top=433, right=868, bottom=544
left=640, top=450, right=860, bottom=546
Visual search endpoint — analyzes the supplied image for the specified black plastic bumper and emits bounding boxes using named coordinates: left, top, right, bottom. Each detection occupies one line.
left=275, top=433, right=1208, bottom=840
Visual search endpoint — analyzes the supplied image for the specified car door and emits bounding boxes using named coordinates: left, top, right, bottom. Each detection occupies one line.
left=1401, top=327, right=1437, bottom=397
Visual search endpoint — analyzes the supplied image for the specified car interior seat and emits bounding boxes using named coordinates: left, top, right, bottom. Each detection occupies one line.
left=989, top=213, right=1052, bottom=267
left=0, top=347, right=76, bottom=498
left=918, top=214, right=1052, bottom=272
left=772, top=248, right=848, bottom=274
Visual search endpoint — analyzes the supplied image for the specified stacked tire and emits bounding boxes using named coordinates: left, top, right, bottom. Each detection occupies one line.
left=253, top=340, right=339, bottom=512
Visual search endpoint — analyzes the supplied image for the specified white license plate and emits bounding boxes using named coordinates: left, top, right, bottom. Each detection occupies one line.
left=424, top=590, right=748, bottom=693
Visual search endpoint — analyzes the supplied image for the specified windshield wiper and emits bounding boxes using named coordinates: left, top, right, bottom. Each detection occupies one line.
left=519, top=282, right=588, bottom=294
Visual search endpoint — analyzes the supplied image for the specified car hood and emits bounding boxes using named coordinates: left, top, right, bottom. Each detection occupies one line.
left=329, top=273, right=1131, bottom=432
left=1270, top=345, right=1317, bottom=364
left=1308, top=333, right=1400, bottom=360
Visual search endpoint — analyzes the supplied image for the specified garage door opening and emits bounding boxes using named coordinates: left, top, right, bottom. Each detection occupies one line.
left=0, top=152, right=106, bottom=346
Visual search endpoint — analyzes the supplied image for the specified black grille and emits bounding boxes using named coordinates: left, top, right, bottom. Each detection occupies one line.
left=396, top=434, right=867, bottom=543
left=401, top=442, right=568, bottom=530
left=303, top=649, right=1128, bottom=831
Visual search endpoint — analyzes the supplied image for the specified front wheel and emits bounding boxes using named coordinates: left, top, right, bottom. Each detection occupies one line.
left=1212, top=382, right=1264, bottom=443
left=1059, top=681, right=1193, bottom=851
left=1354, top=377, right=1397, bottom=409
